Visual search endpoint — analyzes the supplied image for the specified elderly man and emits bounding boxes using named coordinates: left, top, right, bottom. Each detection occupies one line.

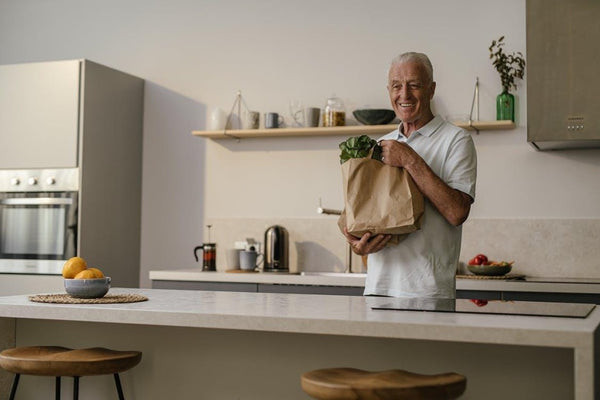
left=344, top=52, right=477, bottom=298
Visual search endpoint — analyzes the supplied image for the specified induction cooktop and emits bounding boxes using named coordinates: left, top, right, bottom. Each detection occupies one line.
left=371, top=298, right=595, bottom=318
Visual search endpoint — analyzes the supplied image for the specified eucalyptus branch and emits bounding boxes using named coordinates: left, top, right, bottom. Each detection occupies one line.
left=489, top=36, right=526, bottom=93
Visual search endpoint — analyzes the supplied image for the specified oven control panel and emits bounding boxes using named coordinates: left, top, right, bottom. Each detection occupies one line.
left=0, top=168, right=79, bottom=192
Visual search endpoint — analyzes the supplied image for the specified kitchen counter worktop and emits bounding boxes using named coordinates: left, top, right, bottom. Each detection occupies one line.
left=0, top=287, right=597, bottom=346
left=149, top=269, right=600, bottom=294
left=0, top=288, right=598, bottom=399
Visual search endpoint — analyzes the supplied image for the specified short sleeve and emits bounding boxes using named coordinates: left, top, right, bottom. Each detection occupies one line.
left=443, top=132, right=477, bottom=200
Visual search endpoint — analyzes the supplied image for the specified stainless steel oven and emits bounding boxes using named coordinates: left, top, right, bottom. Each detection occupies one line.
left=0, top=169, right=78, bottom=274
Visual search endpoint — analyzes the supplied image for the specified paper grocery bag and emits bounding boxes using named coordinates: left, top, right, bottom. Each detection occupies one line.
left=337, top=157, right=424, bottom=242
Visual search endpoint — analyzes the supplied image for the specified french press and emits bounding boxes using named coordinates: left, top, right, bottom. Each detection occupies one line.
left=194, top=225, right=216, bottom=271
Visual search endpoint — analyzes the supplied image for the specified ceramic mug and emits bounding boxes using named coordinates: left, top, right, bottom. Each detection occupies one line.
left=239, top=250, right=263, bottom=270
left=208, top=107, right=227, bottom=130
left=265, top=112, right=284, bottom=129
left=243, top=111, right=260, bottom=129
left=304, top=107, right=321, bottom=127
left=226, top=248, right=241, bottom=269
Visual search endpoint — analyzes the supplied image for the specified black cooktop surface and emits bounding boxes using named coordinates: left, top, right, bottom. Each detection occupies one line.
left=371, top=298, right=595, bottom=318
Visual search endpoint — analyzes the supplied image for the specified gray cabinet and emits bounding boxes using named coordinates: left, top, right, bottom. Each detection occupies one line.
left=151, top=280, right=364, bottom=296
left=152, top=279, right=600, bottom=303
left=0, top=59, right=144, bottom=287
left=0, top=60, right=81, bottom=168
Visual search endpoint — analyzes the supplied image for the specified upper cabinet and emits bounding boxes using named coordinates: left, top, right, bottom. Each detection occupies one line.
left=0, top=60, right=81, bottom=168
left=527, top=0, right=600, bottom=150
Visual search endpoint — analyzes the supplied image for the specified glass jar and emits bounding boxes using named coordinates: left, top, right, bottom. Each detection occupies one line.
left=322, top=96, right=346, bottom=127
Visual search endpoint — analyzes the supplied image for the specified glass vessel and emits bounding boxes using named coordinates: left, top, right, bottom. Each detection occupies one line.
left=496, top=91, right=515, bottom=122
left=323, top=96, right=345, bottom=127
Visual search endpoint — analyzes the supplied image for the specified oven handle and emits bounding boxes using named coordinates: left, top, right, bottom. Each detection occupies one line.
left=0, top=198, right=73, bottom=206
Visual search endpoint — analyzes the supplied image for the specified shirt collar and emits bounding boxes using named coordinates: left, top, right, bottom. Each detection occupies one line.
left=379, top=115, right=444, bottom=142
left=415, top=115, right=444, bottom=137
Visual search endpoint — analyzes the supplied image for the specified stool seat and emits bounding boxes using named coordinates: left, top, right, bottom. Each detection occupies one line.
left=301, top=368, right=466, bottom=400
left=0, top=346, right=141, bottom=377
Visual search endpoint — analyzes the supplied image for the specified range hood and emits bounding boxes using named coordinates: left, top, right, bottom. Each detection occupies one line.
left=527, top=0, right=600, bottom=150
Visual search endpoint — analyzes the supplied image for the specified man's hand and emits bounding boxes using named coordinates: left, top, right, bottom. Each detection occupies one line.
left=379, top=140, right=419, bottom=169
left=343, top=228, right=391, bottom=255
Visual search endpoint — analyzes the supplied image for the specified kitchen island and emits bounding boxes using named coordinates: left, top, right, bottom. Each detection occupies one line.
left=0, top=288, right=598, bottom=399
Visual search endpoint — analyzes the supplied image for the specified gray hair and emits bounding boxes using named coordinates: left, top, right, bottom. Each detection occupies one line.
left=390, top=52, right=434, bottom=83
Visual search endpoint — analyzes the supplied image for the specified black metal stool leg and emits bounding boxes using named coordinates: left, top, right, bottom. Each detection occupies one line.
left=73, top=376, right=79, bottom=400
left=55, top=376, right=61, bottom=400
left=114, top=373, right=125, bottom=400
left=8, top=373, right=20, bottom=400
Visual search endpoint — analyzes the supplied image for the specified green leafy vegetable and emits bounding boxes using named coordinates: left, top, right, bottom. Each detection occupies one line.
left=339, top=135, right=382, bottom=164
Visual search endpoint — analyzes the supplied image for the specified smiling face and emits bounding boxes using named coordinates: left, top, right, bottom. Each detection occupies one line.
left=387, top=61, right=436, bottom=133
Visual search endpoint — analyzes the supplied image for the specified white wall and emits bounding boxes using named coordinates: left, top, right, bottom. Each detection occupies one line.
left=1, top=0, right=599, bottom=287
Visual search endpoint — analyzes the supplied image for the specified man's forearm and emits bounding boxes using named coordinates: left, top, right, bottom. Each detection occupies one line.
left=405, top=159, right=471, bottom=226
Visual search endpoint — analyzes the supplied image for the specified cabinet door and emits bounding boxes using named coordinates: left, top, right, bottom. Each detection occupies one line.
left=0, top=60, right=80, bottom=169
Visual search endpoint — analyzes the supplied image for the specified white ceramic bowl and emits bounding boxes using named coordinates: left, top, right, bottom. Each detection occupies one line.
left=64, top=277, right=111, bottom=298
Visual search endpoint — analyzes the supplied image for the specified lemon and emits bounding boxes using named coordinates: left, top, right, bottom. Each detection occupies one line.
left=74, top=269, right=98, bottom=279
left=87, top=267, right=104, bottom=278
left=62, top=257, right=87, bottom=279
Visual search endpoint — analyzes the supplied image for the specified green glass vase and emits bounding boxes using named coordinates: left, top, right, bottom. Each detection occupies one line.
left=496, top=91, right=515, bottom=121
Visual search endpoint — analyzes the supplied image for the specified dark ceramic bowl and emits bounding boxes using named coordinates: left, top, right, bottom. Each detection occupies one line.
left=352, top=109, right=396, bottom=125
left=467, top=265, right=512, bottom=276
left=64, top=277, right=111, bottom=298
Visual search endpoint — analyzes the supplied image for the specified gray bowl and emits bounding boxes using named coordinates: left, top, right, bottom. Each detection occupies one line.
left=64, top=277, right=111, bottom=298
left=353, top=109, right=396, bottom=125
left=467, top=265, right=512, bottom=276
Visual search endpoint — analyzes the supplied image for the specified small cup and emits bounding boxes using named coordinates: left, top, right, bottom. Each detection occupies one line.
left=226, top=248, right=241, bottom=269
left=264, top=112, right=284, bottom=129
left=208, top=108, right=227, bottom=130
left=243, top=111, right=260, bottom=129
left=304, top=107, right=321, bottom=127
left=240, top=250, right=263, bottom=270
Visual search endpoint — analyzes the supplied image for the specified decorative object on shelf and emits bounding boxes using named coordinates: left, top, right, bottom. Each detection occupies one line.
left=352, top=109, right=396, bottom=125
left=489, top=36, right=525, bottom=122
left=208, top=107, right=227, bottom=131
left=470, top=77, right=479, bottom=123
left=289, top=99, right=304, bottom=127
left=243, top=111, right=259, bottom=129
left=264, top=112, right=284, bottom=129
left=323, top=95, right=346, bottom=127
left=222, top=90, right=254, bottom=140
left=304, top=107, right=321, bottom=127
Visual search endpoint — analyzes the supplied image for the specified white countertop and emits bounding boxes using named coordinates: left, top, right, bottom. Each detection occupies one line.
left=149, top=269, right=600, bottom=294
left=0, top=288, right=598, bottom=349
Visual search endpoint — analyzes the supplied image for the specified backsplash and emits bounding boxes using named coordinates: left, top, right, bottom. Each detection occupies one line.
left=460, top=218, right=600, bottom=278
left=207, top=217, right=600, bottom=279
left=206, top=216, right=362, bottom=274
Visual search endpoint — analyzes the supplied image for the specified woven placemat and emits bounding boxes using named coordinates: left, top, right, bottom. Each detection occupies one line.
left=457, top=274, right=525, bottom=280
left=28, top=293, right=148, bottom=304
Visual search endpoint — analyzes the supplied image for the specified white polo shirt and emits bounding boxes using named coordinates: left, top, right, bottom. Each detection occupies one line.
left=364, top=115, right=477, bottom=298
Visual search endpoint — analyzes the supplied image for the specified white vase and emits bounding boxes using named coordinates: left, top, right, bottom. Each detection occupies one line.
left=208, top=107, right=227, bottom=130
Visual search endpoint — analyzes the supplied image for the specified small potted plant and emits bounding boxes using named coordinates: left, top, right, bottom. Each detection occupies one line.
left=489, top=36, right=526, bottom=122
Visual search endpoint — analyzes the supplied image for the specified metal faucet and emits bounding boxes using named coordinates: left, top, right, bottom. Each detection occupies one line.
left=317, top=198, right=353, bottom=273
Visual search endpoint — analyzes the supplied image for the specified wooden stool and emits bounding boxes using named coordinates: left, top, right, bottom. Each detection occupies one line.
left=0, top=346, right=142, bottom=400
left=301, top=368, right=466, bottom=400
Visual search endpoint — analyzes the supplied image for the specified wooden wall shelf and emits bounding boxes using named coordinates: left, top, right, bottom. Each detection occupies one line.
left=452, top=120, right=516, bottom=131
left=192, top=120, right=515, bottom=139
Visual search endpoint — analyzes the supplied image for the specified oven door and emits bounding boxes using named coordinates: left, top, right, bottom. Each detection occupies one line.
left=0, top=192, right=77, bottom=274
